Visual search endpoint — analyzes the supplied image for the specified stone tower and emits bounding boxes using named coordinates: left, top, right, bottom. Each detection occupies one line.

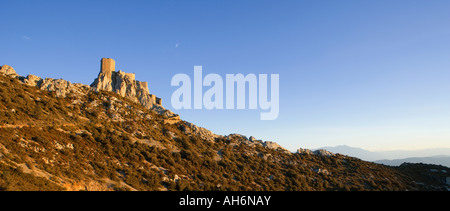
left=101, top=58, right=115, bottom=73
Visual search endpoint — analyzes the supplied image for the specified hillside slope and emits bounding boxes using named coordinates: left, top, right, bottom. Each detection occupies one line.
left=0, top=64, right=449, bottom=191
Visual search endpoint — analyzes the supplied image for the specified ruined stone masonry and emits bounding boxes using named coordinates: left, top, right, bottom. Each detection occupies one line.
left=90, top=58, right=164, bottom=110
left=101, top=58, right=115, bottom=72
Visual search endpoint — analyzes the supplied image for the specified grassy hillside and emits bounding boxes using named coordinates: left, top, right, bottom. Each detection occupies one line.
left=0, top=74, right=449, bottom=191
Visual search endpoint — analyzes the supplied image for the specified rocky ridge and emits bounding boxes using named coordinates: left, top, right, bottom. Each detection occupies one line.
left=0, top=59, right=292, bottom=153
left=2, top=59, right=176, bottom=118
left=1, top=61, right=450, bottom=191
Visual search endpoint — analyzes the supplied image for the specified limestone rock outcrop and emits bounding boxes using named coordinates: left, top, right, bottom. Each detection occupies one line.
left=313, top=149, right=334, bottom=157
left=90, top=58, right=171, bottom=116
left=263, top=141, right=288, bottom=151
left=297, top=148, right=335, bottom=157
left=0, top=65, right=18, bottom=76
left=23, top=74, right=43, bottom=87
left=39, top=78, right=90, bottom=97
left=1, top=65, right=88, bottom=97
left=222, top=134, right=290, bottom=152
left=181, top=122, right=221, bottom=142
left=297, top=148, right=313, bottom=155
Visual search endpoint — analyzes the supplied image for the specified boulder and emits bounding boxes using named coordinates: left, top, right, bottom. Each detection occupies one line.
left=24, top=74, right=43, bottom=86
left=313, top=149, right=334, bottom=157
left=297, top=148, right=313, bottom=155
left=263, top=141, right=288, bottom=152
left=0, top=65, right=18, bottom=76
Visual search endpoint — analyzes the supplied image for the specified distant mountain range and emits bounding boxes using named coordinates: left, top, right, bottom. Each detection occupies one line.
left=319, top=145, right=450, bottom=167
left=375, top=156, right=450, bottom=168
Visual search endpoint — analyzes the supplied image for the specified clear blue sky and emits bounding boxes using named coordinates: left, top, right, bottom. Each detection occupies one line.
left=2, top=0, right=450, bottom=151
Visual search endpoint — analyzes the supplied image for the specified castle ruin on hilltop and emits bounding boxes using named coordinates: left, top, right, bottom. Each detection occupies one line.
left=91, top=58, right=162, bottom=107
left=1, top=58, right=173, bottom=118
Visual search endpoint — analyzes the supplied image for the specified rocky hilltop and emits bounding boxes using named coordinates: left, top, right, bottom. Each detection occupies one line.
left=1, top=60, right=449, bottom=191
left=3, top=58, right=177, bottom=119
left=91, top=58, right=164, bottom=114
left=0, top=58, right=284, bottom=151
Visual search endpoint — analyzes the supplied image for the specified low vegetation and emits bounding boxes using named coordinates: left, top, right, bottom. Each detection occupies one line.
left=0, top=74, right=449, bottom=191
